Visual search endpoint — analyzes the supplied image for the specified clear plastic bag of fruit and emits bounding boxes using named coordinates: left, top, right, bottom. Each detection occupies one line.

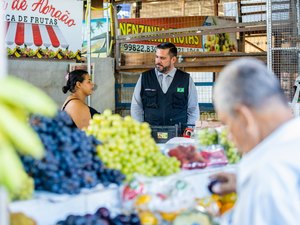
left=166, top=143, right=228, bottom=169
left=194, top=126, right=239, bottom=166
left=196, top=192, right=237, bottom=218
left=122, top=175, right=199, bottom=224
left=200, top=145, right=228, bottom=168
left=166, top=144, right=207, bottom=170
left=172, top=208, right=215, bottom=225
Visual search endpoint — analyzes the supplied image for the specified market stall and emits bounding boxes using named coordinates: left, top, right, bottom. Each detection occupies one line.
left=4, top=107, right=240, bottom=224
left=0, top=1, right=241, bottom=224
left=9, top=165, right=236, bottom=225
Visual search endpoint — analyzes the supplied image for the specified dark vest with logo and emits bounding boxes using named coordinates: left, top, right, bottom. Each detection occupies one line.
left=141, top=69, right=189, bottom=126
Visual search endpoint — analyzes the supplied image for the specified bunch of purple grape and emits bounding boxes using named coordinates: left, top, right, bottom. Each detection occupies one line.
left=56, top=207, right=141, bottom=225
left=21, top=111, right=125, bottom=194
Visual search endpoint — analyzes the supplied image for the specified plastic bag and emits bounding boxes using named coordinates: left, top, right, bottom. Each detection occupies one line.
left=167, top=144, right=207, bottom=170
left=200, top=145, right=228, bottom=168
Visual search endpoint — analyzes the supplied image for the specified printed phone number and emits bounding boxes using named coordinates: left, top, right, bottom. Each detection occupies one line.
left=122, top=43, right=203, bottom=53
left=122, top=43, right=155, bottom=52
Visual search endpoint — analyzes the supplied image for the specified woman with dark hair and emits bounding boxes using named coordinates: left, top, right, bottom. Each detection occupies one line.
left=61, top=69, right=99, bottom=129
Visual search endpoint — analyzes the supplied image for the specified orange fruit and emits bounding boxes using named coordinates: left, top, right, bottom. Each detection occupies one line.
left=135, top=194, right=151, bottom=207
left=139, top=211, right=158, bottom=225
left=160, top=211, right=179, bottom=222
left=220, top=202, right=234, bottom=215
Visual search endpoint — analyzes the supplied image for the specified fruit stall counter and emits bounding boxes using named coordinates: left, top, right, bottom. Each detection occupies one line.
left=9, top=185, right=120, bottom=225
left=9, top=165, right=236, bottom=225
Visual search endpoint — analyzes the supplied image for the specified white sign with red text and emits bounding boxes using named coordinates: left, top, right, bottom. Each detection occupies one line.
left=3, top=0, right=83, bottom=53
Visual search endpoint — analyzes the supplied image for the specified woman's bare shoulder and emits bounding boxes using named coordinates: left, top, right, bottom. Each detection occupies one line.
left=63, top=98, right=89, bottom=112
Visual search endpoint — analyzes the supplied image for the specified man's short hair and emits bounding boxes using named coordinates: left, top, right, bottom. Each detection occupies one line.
left=156, top=42, right=177, bottom=57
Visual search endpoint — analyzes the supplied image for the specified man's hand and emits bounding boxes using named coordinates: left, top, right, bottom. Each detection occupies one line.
left=209, top=172, right=237, bottom=195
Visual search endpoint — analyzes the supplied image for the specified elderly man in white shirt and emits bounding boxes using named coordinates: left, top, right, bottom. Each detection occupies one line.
left=210, top=58, right=300, bottom=225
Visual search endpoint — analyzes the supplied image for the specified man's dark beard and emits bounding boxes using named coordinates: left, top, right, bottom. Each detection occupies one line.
left=156, top=64, right=171, bottom=73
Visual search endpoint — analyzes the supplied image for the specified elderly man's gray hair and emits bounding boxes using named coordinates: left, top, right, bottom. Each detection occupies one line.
left=213, top=57, right=287, bottom=115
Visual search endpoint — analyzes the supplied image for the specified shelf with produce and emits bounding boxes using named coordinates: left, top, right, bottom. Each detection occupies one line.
left=9, top=164, right=236, bottom=225
left=6, top=108, right=240, bottom=225
left=1, top=76, right=240, bottom=225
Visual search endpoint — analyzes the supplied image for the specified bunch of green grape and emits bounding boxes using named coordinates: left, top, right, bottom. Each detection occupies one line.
left=85, top=110, right=180, bottom=180
left=196, top=128, right=219, bottom=146
left=219, top=128, right=241, bottom=164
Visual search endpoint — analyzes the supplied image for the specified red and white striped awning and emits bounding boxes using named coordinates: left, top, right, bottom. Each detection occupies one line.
left=5, top=22, right=69, bottom=49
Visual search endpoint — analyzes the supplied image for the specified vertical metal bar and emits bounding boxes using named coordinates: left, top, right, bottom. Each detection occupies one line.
left=102, top=1, right=110, bottom=57
left=290, top=0, right=298, bottom=46
left=297, top=0, right=300, bottom=35
left=106, top=5, right=110, bottom=57
left=297, top=0, right=300, bottom=92
left=0, top=187, right=9, bottom=225
left=109, top=3, right=114, bottom=57
left=112, top=3, right=120, bottom=113
left=0, top=2, right=7, bottom=78
left=87, top=0, right=92, bottom=106
left=113, top=4, right=121, bottom=70
left=266, top=0, right=273, bottom=71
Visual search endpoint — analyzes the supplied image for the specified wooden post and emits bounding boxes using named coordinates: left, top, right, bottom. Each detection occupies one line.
left=214, top=0, right=219, bottom=16
left=135, top=2, right=142, bottom=18
left=237, top=0, right=245, bottom=52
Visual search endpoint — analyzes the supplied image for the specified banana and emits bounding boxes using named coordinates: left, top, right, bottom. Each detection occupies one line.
left=28, top=49, right=36, bottom=57
left=57, top=52, right=63, bottom=59
left=75, top=50, right=82, bottom=61
left=33, top=48, right=39, bottom=57
left=9, top=47, right=17, bottom=56
left=36, top=48, right=43, bottom=59
left=14, top=47, right=22, bottom=58
left=7, top=47, right=14, bottom=56
left=48, top=51, right=56, bottom=58
left=0, top=76, right=57, bottom=117
left=56, top=49, right=63, bottom=59
left=68, top=51, right=75, bottom=59
left=10, top=171, right=34, bottom=200
left=0, top=131, right=24, bottom=194
left=0, top=103, right=44, bottom=159
left=4, top=101, right=28, bottom=122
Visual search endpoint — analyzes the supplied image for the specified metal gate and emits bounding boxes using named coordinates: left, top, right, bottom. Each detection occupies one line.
left=267, top=0, right=300, bottom=101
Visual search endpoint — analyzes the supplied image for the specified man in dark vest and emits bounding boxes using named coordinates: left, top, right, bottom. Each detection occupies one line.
left=131, top=42, right=199, bottom=128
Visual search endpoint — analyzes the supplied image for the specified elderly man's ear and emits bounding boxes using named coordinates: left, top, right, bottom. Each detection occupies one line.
left=235, top=104, right=260, bottom=147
